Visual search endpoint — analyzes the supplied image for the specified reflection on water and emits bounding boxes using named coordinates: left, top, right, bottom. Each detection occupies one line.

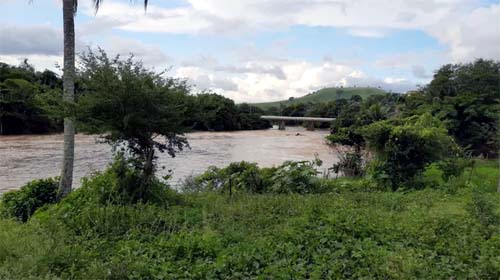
left=0, top=127, right=338, bottom=192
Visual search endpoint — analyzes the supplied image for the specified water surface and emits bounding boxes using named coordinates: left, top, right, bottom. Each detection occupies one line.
left=0, top=127, right=338, bottom=193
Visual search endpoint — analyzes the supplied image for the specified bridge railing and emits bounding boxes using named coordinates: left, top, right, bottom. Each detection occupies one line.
left=260, top=116, right=335, bottom=122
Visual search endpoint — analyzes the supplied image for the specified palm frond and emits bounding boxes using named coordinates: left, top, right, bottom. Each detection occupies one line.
left=92, top=0, right=102, bottom=12
left=92, top=0, right=149, bottom=13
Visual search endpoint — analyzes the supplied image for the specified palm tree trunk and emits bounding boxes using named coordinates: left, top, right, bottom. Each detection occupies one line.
left=497, top=113, right=500, bottom=193
left=497, top=157, right=500, bottom=193
left=59, top=0, right=76, bottom=198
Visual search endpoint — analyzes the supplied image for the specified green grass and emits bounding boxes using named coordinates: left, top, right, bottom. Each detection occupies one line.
left=0, top=161, right=498, bottom=279
left=253, top=87, right=387, bottom=110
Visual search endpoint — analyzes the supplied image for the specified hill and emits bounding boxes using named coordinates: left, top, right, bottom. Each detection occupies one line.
left=253, top=87, right=386, bottom=110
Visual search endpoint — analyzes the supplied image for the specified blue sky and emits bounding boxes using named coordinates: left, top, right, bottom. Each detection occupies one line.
left=1, top=0, right=499, bottom=102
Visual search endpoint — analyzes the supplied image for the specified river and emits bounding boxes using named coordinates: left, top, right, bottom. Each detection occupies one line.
left=0, top=127, right=338, bottom=193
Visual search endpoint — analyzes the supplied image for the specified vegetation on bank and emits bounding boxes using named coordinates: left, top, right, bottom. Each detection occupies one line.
left=0, top=159, right=498, bottom=279
left=0, top=61, right=62, bottom=134
left=0, top=58, right=270, bottom=135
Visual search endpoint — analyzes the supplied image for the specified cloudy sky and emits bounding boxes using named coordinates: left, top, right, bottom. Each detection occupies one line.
left=1, top=0, right=499, bottom=102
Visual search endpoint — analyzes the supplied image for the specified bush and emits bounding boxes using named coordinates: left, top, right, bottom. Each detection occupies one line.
left=184, top=162, right=270, bottom=194
left=185, top=160, right=329, bottom=194
left=269, top=160, right=326, bottom=194
left=331, top=150, right=365, bottom=177
left=75, top=156, right=183, bottom=207
left=363, top=113, right=460, bottom=190
left=467, top=191, right=500, bottom=237
left=0, top=178, right=58, bottom=222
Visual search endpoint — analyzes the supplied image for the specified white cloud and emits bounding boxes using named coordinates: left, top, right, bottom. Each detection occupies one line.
left=0, top=54, right=62, bottom=72
left=425, top=4, right=500, bottom=62
left=101, top=36, right=171, bottom=67
left=175, top=58, right=415, bottom=103
left=412, top=65, right=432, bottom=79
left=85, top=0, right=500, bottom=63
left=2, top=0, right=497, bottom=103
left=347, top=28, right=387, bottom=38
left=0, top=24, right=62, bottom=56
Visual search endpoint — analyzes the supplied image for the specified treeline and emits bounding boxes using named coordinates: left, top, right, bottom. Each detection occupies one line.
left=0, top=61, right=270, bottom=135
left=0, top=61, right=62, bottom=134
left=183, top=93, right=271, bottom=131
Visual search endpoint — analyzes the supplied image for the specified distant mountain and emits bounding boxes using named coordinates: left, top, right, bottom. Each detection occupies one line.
left=252, top=87, right=387, bottom=110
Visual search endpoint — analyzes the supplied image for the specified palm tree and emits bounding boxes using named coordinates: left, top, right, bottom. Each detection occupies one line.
left=57, top=0, right=149, bottom=198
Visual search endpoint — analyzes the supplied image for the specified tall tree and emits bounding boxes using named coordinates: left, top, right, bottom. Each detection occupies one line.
left=56, top=0, right=149, bottom=198
left=77, top=50, right=189, bottom=202
left=59, top=0, right=76, bottom=198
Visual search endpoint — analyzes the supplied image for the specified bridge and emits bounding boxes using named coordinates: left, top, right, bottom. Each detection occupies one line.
left=260, top=115, right=335, bottom=131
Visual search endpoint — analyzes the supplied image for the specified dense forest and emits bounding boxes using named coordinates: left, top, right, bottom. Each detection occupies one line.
left=0, top=61, right=270, bottom=135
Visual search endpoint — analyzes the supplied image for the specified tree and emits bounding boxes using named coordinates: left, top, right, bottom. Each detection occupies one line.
left=362, top=113, right=460, bottom=190
left=424, top=59, right=500, bottom=157
left=188, top=93, right=241, bottom=131
left=43, top=0, right=150, bottom=198
left=77, top=50, right=189, bottom=200
left=0, top=62, right=61, bottom=135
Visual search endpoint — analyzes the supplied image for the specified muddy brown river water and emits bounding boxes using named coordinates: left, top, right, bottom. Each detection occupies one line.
left=0, top=127, right=338, bottom=193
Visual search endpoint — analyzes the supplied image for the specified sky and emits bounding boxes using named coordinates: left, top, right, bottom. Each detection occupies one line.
left=0, top=0, right=499, bottom=103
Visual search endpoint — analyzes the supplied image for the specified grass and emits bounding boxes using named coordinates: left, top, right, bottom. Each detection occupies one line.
left=252, top=87, right=387, bottom=110
left=0, top=161, right=498, bottom=279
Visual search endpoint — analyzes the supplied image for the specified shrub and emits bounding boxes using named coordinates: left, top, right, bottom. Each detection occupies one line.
left=0, top=178, right=58, bottom=222
left=362, top=113, right=460, bottom=190
left=467, top=191, right=500, bottom=237
left=331, top=150, right=365, bottom=177
left=75, top=156, right=183, bottom=207
left=269, top=160, right=326, bottom=194
left=185, top=162, right=270, bottom=194
left=186, top=160, right=328, bottom=194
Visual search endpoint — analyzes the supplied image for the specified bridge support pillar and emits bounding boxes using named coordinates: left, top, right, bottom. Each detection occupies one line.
left=278, top=120, right=286, bottom=130
left=307, top=122, right=315, bottom=131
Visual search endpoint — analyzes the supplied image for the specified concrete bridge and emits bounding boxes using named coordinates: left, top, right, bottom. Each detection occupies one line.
left=260, top=115, right=335, bottom=130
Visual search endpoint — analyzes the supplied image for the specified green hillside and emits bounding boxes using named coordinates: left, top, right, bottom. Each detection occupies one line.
left=253, top=87, right=386, bottom=110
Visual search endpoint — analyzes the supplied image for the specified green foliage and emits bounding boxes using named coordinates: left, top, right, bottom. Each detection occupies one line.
left=0, top=62, right=62, bottom=135
left=76, top=49, right=189, bottom=200
left=269, top=160, right=325, bottom=194
left=0, top=161, right=499, bottom=279
left=467, top=191, right=500, bottom=236
left=184, top=94, right=271, bottom=131
left=326, top=60, right=499, bottom=173
left=183, top=161, right=268, bottom=194
left=331, top=151, right=365, bottom=177
left=185, top=160, right=328, bottom=194
left=326, top=94, right=401, bottom=147
left=237, top=103, right=272, bottom=130
left=0, top=178, right=58, bottom=222
left=412, top=59, right=500, bottom=156
left=363, top=113, right=460, bottom=190
left=79, top=156, right=183, bottom=206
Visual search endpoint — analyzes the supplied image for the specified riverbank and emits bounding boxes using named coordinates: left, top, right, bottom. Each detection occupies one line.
left=0, top=160, right=498, bottom=279
left=0, top=127, right=337, bottom=192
